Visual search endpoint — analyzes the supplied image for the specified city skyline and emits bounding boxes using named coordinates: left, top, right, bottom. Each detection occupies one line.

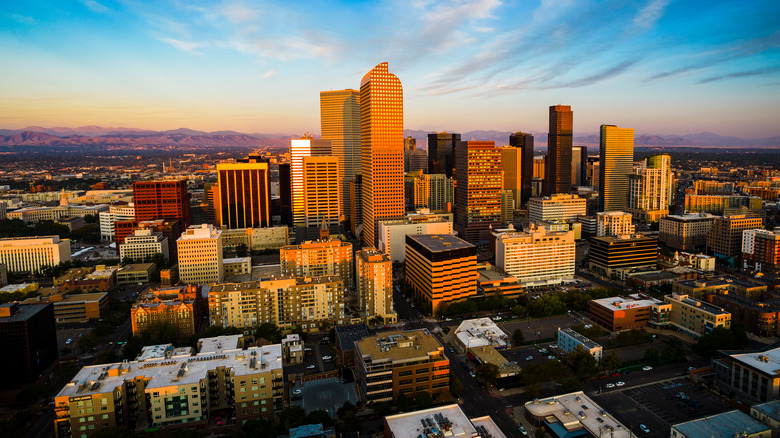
left=1, top=1, right=779, bottom=137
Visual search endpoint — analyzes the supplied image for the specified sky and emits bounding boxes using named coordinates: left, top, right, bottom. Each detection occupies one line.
left=1, top=0, right=779, bottom=137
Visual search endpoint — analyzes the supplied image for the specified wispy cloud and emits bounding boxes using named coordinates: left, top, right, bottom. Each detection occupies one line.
left=263, top=69, right=275, bottom=78
left=698, top=66, right=780, bottom=84
left=633, top=0, right=671, bottom=29
left=10, top=14, right=36, bottom=25
left=157, top=36, right=208, bottom=54
left=220, top=2, right=260, bottom=24
left=82, top=0, right=109, bottom=14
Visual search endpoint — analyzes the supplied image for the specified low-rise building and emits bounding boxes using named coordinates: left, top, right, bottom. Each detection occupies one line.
left=29, top=292, right=110, bottom=324
left=495, top=224, right=575, bottom=288
left=116, top=263, right=156, bottom=285
left=587, top=294, right=670, bottom=332
left=673, top=275, right=767, bottom=300
left=525, top=392, right=631, bottom=438
left=281, top=334, right=304, bottom=365
left=713, top=346, right=780, bottom=402
left=664, top=293, right=731, bottom=338
left=684, top=194, right=762, bottom=214
left=557, top=328, right=603, bottom=363
left=743, top=228, right=780, bottom=274
left=528, top=194, right=587, bottom=222
left=384, top=404, right=506, bottom=438
left=477, top=267, right=523, bottom=300
left=750, top=400, right=780, bottom=434
left=0, top=282, right=39, bottom=295
left=707, top=293, right=780, bottom=337
left=0, top=235, right=71, bottom=273
left=671, top=410, right=770, bottom=438
left=355, top=329, right=449, bottom=404
left=131, top=285, right=205, bottom=336
left=224, top=256, right=251, bottom=277
left=377, top=212, right=454, bottom=262
left=335, top=324, right=370, bottom=370
left=454, top=318, right=509, bottom=351
left=119, top=228, right=169, bottom=263
left=588, top=235, right=658, bottom=278
left=56, top=265, right=119, bottom=293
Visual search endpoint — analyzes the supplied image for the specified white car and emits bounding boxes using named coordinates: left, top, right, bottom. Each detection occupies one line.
left=292, top=389, right=302, bottom=395
left=642, top=365, right=653, bottom=371
left=615, top=381, right=625, bottom=387
left=547, top=355, right=555, bottom=360
left=322, top=355, right=332, bottom=361
left=66, top=338, right=72, bottom=344
left=605, top=383, right=615, bottom=389
left=525, top=356, right=534, bottom=361
left=306, top=364, right=315, bottom=369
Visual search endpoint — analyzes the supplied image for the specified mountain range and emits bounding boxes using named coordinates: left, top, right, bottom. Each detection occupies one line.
left=0, top=126, right=778, bottom=148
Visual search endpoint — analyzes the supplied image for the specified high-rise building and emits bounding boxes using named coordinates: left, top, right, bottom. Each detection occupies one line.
left=509, top=131, right=534, bottom=206
left=659, top=213, right=716, bottom=251
left=599, top=124, right=634, bottom=212
left=500, top=146, right=521, bottom=206
left=406, top=172, right=454, bottom=212
left=321, top=89, right=360, bottom=218
left=743, top=228, right=780, bottom=274
left=356, top=249, right=396, bottom=323
left=98, top=202, right=135, bottom=241
left=0, top=236, right=71, bottom=273
left=405, top=234, right=477, bottom=312
left=454, top=141, right=503, bottom=243
left=428, top=132, right=460, bottom=178
left=501, top=190, right=515, bottom=224
left=407, top=149, right=427, bottom=174
left=291, top=137, right=332, bottom=229
left=278, top=163, right=292, bottom=226
left=587, top=156, right=600, bottom=189
left=132, top=180, right=191, bottom=229
left=360, top=62, right=405, bottom=248
left=378, top=212, right=454, bottom=262
left=119, top=228, right=169, bottom=263
left=280, top=239, right=354, bottom=288
left=708, top=215, right=764, bottom=258
left=0, top=303, right=58, bottom=390
left=595, top=211, right=635, bottom=237
left=217, top=156, right=271, bottom=229
left=589, top=235, right=658, bottom=277
left=177, top=224, right=224, bottom=285
left=528, top=194, right=587, bottom=222
left=302, top=156, right=342, bottom=232
left=628, top=154, right=672, bottom=223
left=571, top=146, right=588, bottom=187
left=544, top=105, right=573, bottom=195
left=495, top=225, right=575, bottom=288
left=349, top=174, right=363, bottom=236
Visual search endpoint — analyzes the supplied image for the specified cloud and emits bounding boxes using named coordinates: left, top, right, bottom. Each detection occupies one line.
left=82, top=0, right=109, bottom=14
left=263, top=69, right=275, bottom=78
left=633, top=0, right=671, bottom=29
left=221, top=3, right=260, bottom=23
left=10, top=14, right=36, bottom=25
left=157, top=37, right=208, bottom=54
left=549, top=59, right=641, bottom=88
left=698, top=66, right=780, bottom=84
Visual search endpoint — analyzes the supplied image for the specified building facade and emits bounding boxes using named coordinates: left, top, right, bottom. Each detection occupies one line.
left=279, top=239, right=353, bottom=288
left=132, top=180, right=191, bottom=229
left=98, top=203, right=135, bottom=241
left=356, top=249, right=396, bottom=324
left=509, top=131, right=534, bottom=206
left=528, top=194, right=586, bottom=222
left=0, top=303, right=58, bottom=390
left=664, top=293, right=731, bottom=338
left=428, top=132, right=460, bottom=178
left=544, top=105, right=573, bottom=196
left=119, top=228, right=169, bottom=263
left=659, top=213, right=716, bottom=251
left=217, top=157, right=271, bottom=229
left=302, top=156, right=342, bottom=231
left=708, top=215, right=764, bottom=258
left=0, top=235, right=71, bottom=273
left=378, top=212, right=454, bottom=262
left=628, top=154, right=672, bottom=223
left=599, top=124, right=634, bottom=212
left=454, top=141, right=503, bottom=243
left=557, top=328, right=603, bottom=363
left=684, top=194, right=762, bottom=215
left=177, top=224, right=224, bottom=285
left=588, top=235, right=658, bottom=277
left=595, top=211, right=635, bottom=237
left=320, top=89, right=360, bottom=219
left=495, top=225, right=575, bottom=288
left=743, top=229, right=780, bottom=274
left=131, top=285, right=204, bottom=336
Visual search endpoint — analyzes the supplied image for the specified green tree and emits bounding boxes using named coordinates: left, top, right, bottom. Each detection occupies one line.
left=89, top=426, right=136, bottom=438
left=278, top=405, right=307, bottom=430
left=83, top=214, right=99, bottom=224
left=94, top=349, right=117, bottom=365
left=374, top=402, right=393, bottom=417
left=476, top=363, right=501, bottom=385
left=416, top=391, right=433, bottom=408
left=450, top=376, right=464, bottom=398
left=513, top=328, right=525, bottom=345
left=643, top=347, right=661, bottom=365
left=567, top=346, right=598, bottom=378
left=525, top=384, right=541, bottom=399
left=560, top=378, right=582, bottom=392
left=661, top=338, right=686, bottom=362
left=693, top=326, right=742, bottom=358
left=305, top=410, right=335, bottom=428
left=397, top=393, right=410, bottom=411
left=535, top=427, right=547, bottom=438
left=255, top=323, right=282, bottom=343
left=600, top=351, right=622, bottom=372
left=121, top=256, right=135, bottom=266
left=236, top=243, right=249, bottom=258
left=527, top=293, right=567, bottom=317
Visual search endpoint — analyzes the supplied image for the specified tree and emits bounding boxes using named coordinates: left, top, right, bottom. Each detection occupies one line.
left=236, top=243, right=249, bottom=257
left=450, top=376, right=464, bottom=398
left=305, top=410, right=335, bottom=428
left=278, top=406, right=307, bottom=430
left=560, top=378, right=582, bottom=392
left=416, top=391, right=432, bottom=408
left=397, top=393, right=409, bottom=411
left=600, top=351, right=621, bottom=372
left=513, top=328, right=525, bottom=345
left=642, top=348, right=661, bottom=365
left=567, top=346, right=598, bottom=378
left=83, top=214, right=99, bottom=224
left=693, top=326, right=740, bottom=358
left=535, top=427, right=547, bottom=438
left=121, top=256, right=135, bottom=266
left=94, top=349, right=117, bottom=365
left=374, top=402, right=393, bottom=417
left=476, top=363, right=501, bottom=385
left=255, top=323, right=282, bottom=343
left=525, top=384, right=541, bottom=399
left=661, top=338, right=686, bottom=362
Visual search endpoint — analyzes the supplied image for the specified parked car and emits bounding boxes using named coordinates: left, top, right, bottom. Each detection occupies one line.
left=66, top=338, right=72, bottom=344
left=525, top=356, right=534, bottom=361
left=616, top=381, right=625, bottom=387
left=547, top=355, right=555, bottom=360
left=322, top=355, right=332, bottom=361
left=292, top=389, right=302, bottom=395
left=519, top=426, right=528, bottom=436
left=642, top=365, right=653, bottom=371
left=605, top=383, right=615, bottom=389
left=306, top=364, right=315, bottom=369
left=639, top=424, right=650, bottom=433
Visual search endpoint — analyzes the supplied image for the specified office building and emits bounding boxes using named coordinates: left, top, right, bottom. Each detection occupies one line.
left=405, top=234, right=477, bottom=312
left=495, top=225, right=575, bottom=288
left=587, top=155, right=600, bottom=188
left=509, top=131, right=534, bottom=206
left=671, top=410, right=770, bottom=438
left=406, top=172, right=454, bottom=212
left=694, top=180, right=735, bottom=195
left=571, top=146, right=587, bottom=187
left=54, top=265, right=118, bottom=293
left=53, top=339, right=283, bottom=437
left=713, top=346, right=780, bottom=403
left=743, top=229, right=780, bottom=274
left=664, top=293, right=731, bottom=338
left=628, top=154, right=672, bottom=223
left=116, top=263, right=156, bottom=285
left=499, top=146, right=522, bottom=207
left=599, top=124, right=634, bottom=212
left=428, top=132, right=460, bottom=178
left=6, top=204, right=109, bottom=223
left=302, top=156, right=342, bottom=233
left=280, top=239, right=353, bottom=288
left=217, top=156, right=271, bottom=229
left=528, top=193, right=586, bottom=222
left=385, top=404, right=505, bottom=438
left=355, top=329, right=450, bottom=404
left=177, top=224, right=223, bottom=285
left=119, top=228, right=169, bottom=263
left=378, top=212, right=454, bottom=262
left=320, top=89, right=360, bottom=218
left=208, top=276, right=346, bottom=332
left=500, top=190, right=514, bottom=224
left=406, top=147, right=427, bottom=174
left=291, top=137, right=332, bottom=229
left=0, top=235, right=71, bottom=273
left=454, top=141, right=503, bottom=243
left=525, top=392, right=630, bottom=438
left=589, top=235, right=658, bottom=277
left=356, top=249, right=396, bottom=323
left=115, top=219, right=182, bottom=262
left=0, top=303, right=58, bottom=390
left=659, top=213, right=716, bottom=251
left=557, top=328, right=603, bottom=363
left=132, top=180, right=191, bottom=229
left=279, top=162, right=292, bottom=226
left=708, top=215, right=764, bottom=258
left=131, top=285, right=204, bottom=336
left=98, top=203, right=135, bottom=241
left=684, top=194, right=763, bottom=215
left=533, top=156, right=545, bottom=179
left=595, top=211, right=635, bottom=237
left=544, top=105, right=573, bottom=195
left=360, top=62, right=405, bottom=248
left=25, top=292, right=109, bottom=324
left=587, top=294, right=670, bottom=332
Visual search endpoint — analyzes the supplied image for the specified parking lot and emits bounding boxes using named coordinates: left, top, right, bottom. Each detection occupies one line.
left=500, top=314, right=583, bottom=343
left=290, top=377, right=359, bottom=415
left=594, top=378, right=734, bottom=438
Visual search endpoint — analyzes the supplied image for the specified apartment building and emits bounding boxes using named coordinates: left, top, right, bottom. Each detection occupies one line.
left=528, top=194, right=586, bottom=222
left=354, top=329, right=449, bottom=404
left=405, top=234, right=477, bottom=312
left=177, top=224, right=223, bottom=285
left=377, top=212, right=453, bottom=262
left=356, top=249, right=396, bottom=324
left=595, top=211, right=635, bottom=237
left=659, top=213, right=716, bottom=251
left=743, top=229, right=780, bottom=274
left=684, top=194, right=762, bottom=214
left=708, top=215, right=764, bottom=258
left=280, top=239, right=353, bottom=288
left=557, top=328, right=603, bottom=363
left=713, top=346, right=780, bottom=403
left=664, top=293, right=731, bottom=338
left=131, top=285, right=205, bottom=336
left=0, top=235, right=71, bottom=273
left=494, top=225, right=575, bottom=288
left=119, top=228, right=169, bottom=263
left=98, top=203, right=135, bottom=241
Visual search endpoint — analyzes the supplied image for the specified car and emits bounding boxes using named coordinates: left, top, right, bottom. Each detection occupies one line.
left=616, top=381, right=625, bottom=387
left=639, top=424, right=650, bottom=433
left=519, top=426, right=528, bottom=436
left=306, top=364, right=316, bottom=369
left=642, top=365, right=653, bottom=371
left=687, top=366, right=696, bottom=372
left=66, top=338, right=72, bottom=344
left=547, top=355, right=555, bottom=360
left=292, top=389, right=302, bottom=395
left=605, top=383, right=615, bottom=389
left=304, top=347, right=312, bottom=351
left=548, top=344, right=557, bottom=349
left=596, top=417, right=604, bottom=423
left=469, top=371, right=476, bottom=378
left=540, top=348, right=549, bottom=354
left=322, top=355, right=332, bottom=361
left=525, top=356, right=534, bottom=361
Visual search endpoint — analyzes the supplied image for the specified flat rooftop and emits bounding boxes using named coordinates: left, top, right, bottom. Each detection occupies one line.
left=729, top=347, right=780, bottom=376
left=590, top=294, right=664, bottom=311
left=673, top=410, right=770, bottom=438
left=525, top=392, right=632, bottom=438
left=335, top=323, right=369, bottom=353
left=751, top=400, right=780, bottom=422
left=199, top=334, right=243, bottom=354
left=55, top=292, right=107, bottom=303
left=385, top=404, right=506, bottom=438
left=559, top=328, right=602, bottom=350
left=0, top=302, right=49, bottom=322
left=667, top=294, right=730, bottom=315
left=223, top=257, right=250, bottom=264
left=406, top=234, right=474, bottom=252
left=356, top=329, right=443, bottom=364
left=455, top=318, right=508, bottom=349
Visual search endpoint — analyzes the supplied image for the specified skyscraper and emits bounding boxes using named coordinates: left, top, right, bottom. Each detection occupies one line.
left=132, top=180, right=191, bottom=229
left=360, top=62, right=404, bottom=248
left=599, top=125, right=634, bottom=212
left=454, top=141, right=503, bottom=243
left=349, top=174, right=363, bottom=236
left=571, top=146, right=588, bottom=187
left=628, top=154, right=672, bottom=223
left=279, top=163, right=292, bottom=226
left=428, top=132, right=460, bottom=178
left=302, top=156, right=341, bottom=232
left=290, top=137, right=332, bottom=229
left=509, top=131, right=534, bottom=206
left=320, top=90, right=360, bottom=218
left=544, top=105, right=573, bottom=195
left=217, top=156, right=271, bottom=229
left=499, top=146, right=521, bottom=208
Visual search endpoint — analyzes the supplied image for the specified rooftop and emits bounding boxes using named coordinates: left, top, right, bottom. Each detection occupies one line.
left=406, top=234, right=474, bottom=252
left=178, top=223, right=221, bottom=241
left=0, top=283, right=38, bottom=293
left=335, top=323, right=370, bottom=353
left=118, top=263, right=156, bottom=273
left=199, top=334, right=243, bottom=354
left=666, top=294, right=730, bottom=315
left=525, top=392, right=633, bottom=438
left=54, top=292, right=107, bottom=303
left=751, top=400, right=780, bottom=422
left=559, top=328, right=602, bottom=350
left=84, top=265, right=120, bottom=280
left=384, top=404, right=506, bottom=438
left=590, top=294, right=665, bottom=311
left=729, top=346, right=780, bottom=376
left=455, top=318, right=509, bottom=349
left=663, top=213, right=716, bottom=221
left=356, top=329, right=443, bottom=364
left=672, top=410, right=770, bottom=438
left=223, top=256, right=251, bottom=264
left=0, top=302, right=50, bottom=322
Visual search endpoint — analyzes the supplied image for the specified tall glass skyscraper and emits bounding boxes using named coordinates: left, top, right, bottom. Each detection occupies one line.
left=320, top=89, right=360, bottom=219
left=544, top=105, right=573, bottom=196
left=599, top=124, right=635, bottom=212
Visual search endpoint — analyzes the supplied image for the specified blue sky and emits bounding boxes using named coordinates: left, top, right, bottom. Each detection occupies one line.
left=1, top=0, right=778, bottom=137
